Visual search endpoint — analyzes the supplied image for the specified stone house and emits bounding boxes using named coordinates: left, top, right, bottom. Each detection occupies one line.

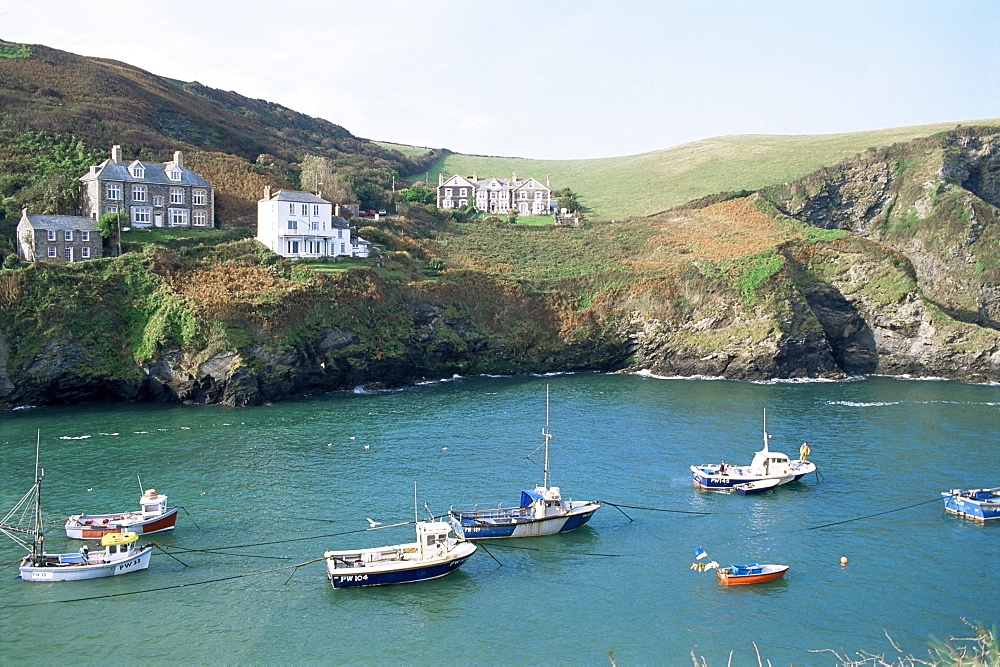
left=257, top=188, right=369, bottom=258
left=17, top=209, right=103, bottom=263
left=79, top=145, right=215, bottom=229
left=437, top=173, right=552, bottom=216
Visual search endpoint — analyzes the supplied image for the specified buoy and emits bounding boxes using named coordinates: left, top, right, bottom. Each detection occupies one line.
left=840, top=556, right=849, bottom=565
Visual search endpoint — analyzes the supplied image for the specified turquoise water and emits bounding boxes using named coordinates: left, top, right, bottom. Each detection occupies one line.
left=1, top=374, right=998, bottom=664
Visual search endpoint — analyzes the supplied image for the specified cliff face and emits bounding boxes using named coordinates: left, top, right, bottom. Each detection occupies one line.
left=620, top=127, right=1000, bottom=382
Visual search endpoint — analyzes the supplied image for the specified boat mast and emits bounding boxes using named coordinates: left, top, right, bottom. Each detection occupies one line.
left=542, top=385, right=551, bottom=489
left=762, top=407, right=769, bottom=453
left=32, top=430, right=43, bottom=565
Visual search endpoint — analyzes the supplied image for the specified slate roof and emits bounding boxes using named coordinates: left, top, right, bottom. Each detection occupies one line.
left=331, top=216, right=350, bottom=229
left=23, top=215, right=99, bottom=231
left=267, top=190, right=329, bottom=204
left=81, top=160, right=213, bottom=188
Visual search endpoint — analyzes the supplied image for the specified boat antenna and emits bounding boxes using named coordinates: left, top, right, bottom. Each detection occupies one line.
left=542, top=385, right=552, bottom=489
left=413, top=482, right=419, bottom=526
left=137, top=474, right=144, bottom=496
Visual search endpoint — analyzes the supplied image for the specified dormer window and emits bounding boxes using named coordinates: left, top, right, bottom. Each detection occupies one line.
left=168, top=168, right=182, bottom=181
left=131, top=164, right=145, bottom=179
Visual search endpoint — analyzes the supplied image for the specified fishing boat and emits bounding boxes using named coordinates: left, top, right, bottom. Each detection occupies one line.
left=716, top=563, right=789, bottom=586
left=1, top=436, right=153, bottom=582
left=734, top=478, right=782, bottom=495
left=448, top=387, right=601, bottom=540
left=65, top=484, right=179, bottom=539
left=324, top=489, right=477, bottom=588
left=690, top=408, right=817, bottom=490
left=941, top=487, right=1000, bottom=522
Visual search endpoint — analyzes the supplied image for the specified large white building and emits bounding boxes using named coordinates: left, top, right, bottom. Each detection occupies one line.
left=437, top=173, right=552, bottom=216
left=257, top=188, right=366, bottom=258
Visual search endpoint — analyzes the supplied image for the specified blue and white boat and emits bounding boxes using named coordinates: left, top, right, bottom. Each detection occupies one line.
left=449, top=388, right=601, bottom=540
left=941, top=487, right=1000, bottom=522
left=324, top=519, right=477, bottom=588
left=690, top=409, right=817, bottom=490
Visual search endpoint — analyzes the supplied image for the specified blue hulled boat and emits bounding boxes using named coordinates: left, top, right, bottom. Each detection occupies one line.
left=941, top=487, right=1000, bottom=522
left=449, top=387, right=601, bottom=540
left=324, top=519, right=476, bottom=588
left=690, top=409, right=817, bottom=490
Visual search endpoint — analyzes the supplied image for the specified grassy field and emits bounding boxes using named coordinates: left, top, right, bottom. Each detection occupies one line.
left=397, top=120, right=1000, bottom=220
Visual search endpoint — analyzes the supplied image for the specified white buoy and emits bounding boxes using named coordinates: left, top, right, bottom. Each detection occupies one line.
left=840, top=556, right=849, bottom=565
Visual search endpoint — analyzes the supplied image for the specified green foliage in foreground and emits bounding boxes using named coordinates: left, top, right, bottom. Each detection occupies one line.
left=0, top=42, right=32, bottom=59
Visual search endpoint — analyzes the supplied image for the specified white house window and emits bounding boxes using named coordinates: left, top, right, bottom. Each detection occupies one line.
left=132, top=185, right=147, bottom=201
left=460, top=188, right=467, bottom=196
left=192, top=190, right=206, bottom=205
left=153, top=196, right=164, bottom=207
left=81, top=247, right=91, bottom=259
left=445, top=188, right=453, bottom=196
left=168, top=208, right=188, bottom=226
left=340, top=243, right=346, bottom=253
left=131, top=206, right=152, bottom=224
left=82, top=231, right=90, bottom=241
left=313, top=204, right=319, bottom=216
left=169, top=188, right=184, bottom=204
left=289, top=240, right=300, bottom=254
left=301, top=204, right=308, bottom=215
left=65, top=247, right=73, bottom=261
left=192, top=211, right=207, bottom=227
left=308, top=241, right=320, bottom=254
left=168, top=168, right=182, bottom=181
left=289, top=203, right=295, bottom=214
left=47, top=246, right=56, bottom=258
left=106, top=183, right=121, bottom=199
left=47, top=230, right=56, bottom=241
left=107, top=205, right=119, bottom=214
left=310, top=220, right=319, bottom=230
left=520, top=191, right=528, bottom=199
left=337, top=229, right=343, bottom=238
left=288, top=220, right=297, bottom=230
left=64, top=230, right=73, bottom=241
left=131, top=164, right=145, bottom=179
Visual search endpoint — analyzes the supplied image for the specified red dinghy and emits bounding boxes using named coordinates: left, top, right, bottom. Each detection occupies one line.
left=715, top=563, right=789, bottom=585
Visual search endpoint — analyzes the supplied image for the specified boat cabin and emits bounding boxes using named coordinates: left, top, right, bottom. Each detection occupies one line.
left=521, top=486, right=565, bottom=519
left=139, top=489, right=168, bottom=520
left=748, top=450, right=793, bottom=476
left=416, top=521, right=452, bottom=558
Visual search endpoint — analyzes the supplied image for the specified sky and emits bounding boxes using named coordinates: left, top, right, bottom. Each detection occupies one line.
left=1, top=0, right=998, bottom=160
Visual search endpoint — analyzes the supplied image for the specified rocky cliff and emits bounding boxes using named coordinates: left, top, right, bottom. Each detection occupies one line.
left=618, top=126, right=1000, bottom=382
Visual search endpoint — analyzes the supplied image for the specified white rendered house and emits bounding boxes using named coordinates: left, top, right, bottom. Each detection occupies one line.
left=257, top=188, right=356, bottom=258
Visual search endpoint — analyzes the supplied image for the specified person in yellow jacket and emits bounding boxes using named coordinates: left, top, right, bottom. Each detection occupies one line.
left=799, top=441, right=811, bottom=462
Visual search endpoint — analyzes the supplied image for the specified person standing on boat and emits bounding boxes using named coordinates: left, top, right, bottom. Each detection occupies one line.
left=799, top=442, right=810, bottom=462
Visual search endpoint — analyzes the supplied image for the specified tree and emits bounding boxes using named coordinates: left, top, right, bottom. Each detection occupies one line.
left=299, top=155, right=359, bottom=206
left=98, top=211, right=128, bottom=256
left=399, top=185, right=435, bottom=205
left=552, top=187, right=580, bottom=213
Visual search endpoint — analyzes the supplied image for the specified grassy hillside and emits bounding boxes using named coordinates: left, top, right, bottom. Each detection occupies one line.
left=410, top=121, right=1000, bottom=220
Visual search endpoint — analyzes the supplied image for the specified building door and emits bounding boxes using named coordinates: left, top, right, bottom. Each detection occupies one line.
left=154, top=213, right=163, bottom=227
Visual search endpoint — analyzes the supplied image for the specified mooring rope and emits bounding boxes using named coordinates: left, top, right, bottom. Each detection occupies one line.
left=484, top=542, right=624, bottom=557
left=9, top=557, right=327, bottom=607
left=602, top=501, right=710, bottom=515
left=803, top=496, right=943, bottom=530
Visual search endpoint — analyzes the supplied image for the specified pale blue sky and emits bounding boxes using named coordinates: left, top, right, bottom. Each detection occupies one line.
left=2, top=0, right=997, bottom=159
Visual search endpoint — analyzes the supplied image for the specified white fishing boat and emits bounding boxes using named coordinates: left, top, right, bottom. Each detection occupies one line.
left=0, top=436, right=153, bottom=582
left=449, top=386, right=601, bottom=540
left=65, top=483, right=178, bottom=539
left=325, top=488, right=477, bottom=588
left=690, top=408, right=817, bottom=490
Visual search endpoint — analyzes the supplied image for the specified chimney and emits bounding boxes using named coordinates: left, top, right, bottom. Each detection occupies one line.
left=335, top=204, right=340, bottom=217
left=173, top=150, right=184, bottom=169
left=438, top=173, right=444, bottom=186
left=473, top=171, right=478, bottom=182
left=111, top=145, right=122, bottom=164
left=264, top=186, right=272, bottom=200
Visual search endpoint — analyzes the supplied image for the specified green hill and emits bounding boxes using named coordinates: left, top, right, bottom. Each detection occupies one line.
left=407, top=121, right=1000, bottom=220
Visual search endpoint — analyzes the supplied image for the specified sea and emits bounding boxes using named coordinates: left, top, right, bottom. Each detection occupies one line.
left=1, top=373, right=998, bottom=665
